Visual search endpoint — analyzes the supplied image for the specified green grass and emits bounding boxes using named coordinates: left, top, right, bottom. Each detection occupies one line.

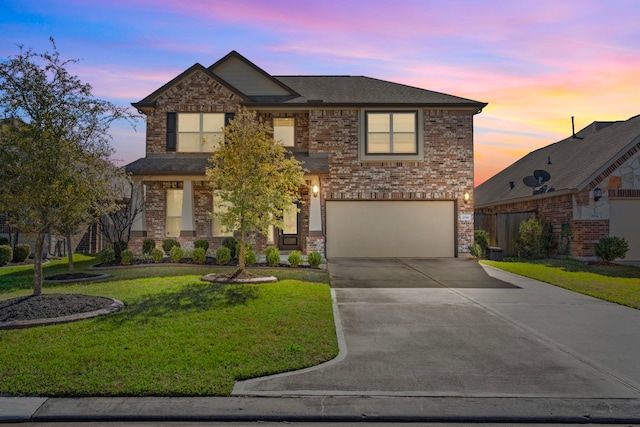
left=0, top=255, right=337, bottom=396
left=483, top=258, right=640, bottom=309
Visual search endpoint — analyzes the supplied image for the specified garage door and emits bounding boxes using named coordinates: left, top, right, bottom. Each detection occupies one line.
left=326, top=200, right=455, bottom=258
left=610, top=199, right=640, bottom=260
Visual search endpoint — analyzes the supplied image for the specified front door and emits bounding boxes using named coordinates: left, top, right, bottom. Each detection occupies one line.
left=278, top=203, right=301, bottom=251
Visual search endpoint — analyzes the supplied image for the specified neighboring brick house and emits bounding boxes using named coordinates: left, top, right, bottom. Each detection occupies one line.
left=125, top=51, right=486, bottom=257
left=475, top=115, right=640, bottom=260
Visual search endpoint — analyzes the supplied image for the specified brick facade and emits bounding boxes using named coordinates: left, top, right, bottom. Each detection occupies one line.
left=310, top=108, right=475, bottom=255
left=130, top=106, right=476, bottom=256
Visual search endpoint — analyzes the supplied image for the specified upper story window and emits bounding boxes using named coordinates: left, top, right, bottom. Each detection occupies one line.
left=359, top=110, right=424, bottom=161
left=177, top=113, right=224, bottom=152
left=273, top=118, right=295, bottom=147
left=365, top=112, right=417, bottom=154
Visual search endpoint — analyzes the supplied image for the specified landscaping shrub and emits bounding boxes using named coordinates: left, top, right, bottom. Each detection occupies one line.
left=245, top=247, right=256, bottom=266
left=192, top=247, right=206, bottom=264
left=0, top=237, right=9, bottom=246
left=100, top=247, right=115, bottom=264
left=307, top=251, right=323, bottom=268
left=162, top=239, right=180, bottom=255
left=216, top=246, right=231, bottom=265
left=194, top=239, right=210, bottom=252
left=0, top=245, right=12, bottom=266
left=121, top=249, right=134, bottom=265
left=142, top=238, right=156, bottom=255
left=13, top=244, right=30, bottom=263
left=151, top=248, right=164, bottom=263
left=594, top=236, right=629, bottom=263
left=515, top=216, right=554, bottom=259
left=222, top=237, right=238, bottom=258
left=475, top=229, right=489, bottom=255
left=170, top=246, right=184, bottom=263
left=468, top=243, right=483, bottom=259
left=288, top=250, right=302, bottom=267
left=468, top=229, right=491, bottom=259
left=266, top=247, right=280, bottom=267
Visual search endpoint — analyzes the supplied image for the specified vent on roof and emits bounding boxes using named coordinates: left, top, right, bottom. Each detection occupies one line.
left=307, top=99, right=323, bottom=103
left=571, top=116, right=583, bottom=140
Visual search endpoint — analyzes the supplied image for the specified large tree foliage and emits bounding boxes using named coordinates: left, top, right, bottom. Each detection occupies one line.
left=0, top=39, right=136, bottom=294
left=206, top=107, right=305, bottom=274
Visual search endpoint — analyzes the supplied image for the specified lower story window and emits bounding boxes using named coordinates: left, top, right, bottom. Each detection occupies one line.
left=212, top=192, right=234, bottom=237
left=166, top=189, right=183, bottom=237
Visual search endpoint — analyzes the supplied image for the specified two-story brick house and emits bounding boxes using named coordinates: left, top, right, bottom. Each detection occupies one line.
left=125, top=51, right=486, bottom=257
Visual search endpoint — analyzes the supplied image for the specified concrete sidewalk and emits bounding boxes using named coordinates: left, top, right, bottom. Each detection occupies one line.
left=2, top=259, right=640, bottom=423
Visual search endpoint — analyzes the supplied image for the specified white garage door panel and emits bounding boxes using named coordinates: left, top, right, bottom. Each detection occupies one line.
left=326, top=201, right=454, bottom=258
left=610, top=200, right=640, bottom=260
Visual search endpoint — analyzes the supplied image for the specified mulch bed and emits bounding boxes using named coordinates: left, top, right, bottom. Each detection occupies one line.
left=0, top=294, right=114, bottom=322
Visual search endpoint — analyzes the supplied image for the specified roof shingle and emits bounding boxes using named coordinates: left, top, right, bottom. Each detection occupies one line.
left=125, top=152, right=329, bottom=176
left=475, top=115, right=640, bottom=207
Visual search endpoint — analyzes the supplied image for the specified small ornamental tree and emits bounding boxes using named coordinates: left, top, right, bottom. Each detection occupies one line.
left=206, top=107, right=305, bottom=275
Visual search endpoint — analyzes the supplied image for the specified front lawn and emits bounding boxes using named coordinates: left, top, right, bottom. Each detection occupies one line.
left=0, top=255, right=337, bottom=396
left=482, top=258, right=640, bottom=309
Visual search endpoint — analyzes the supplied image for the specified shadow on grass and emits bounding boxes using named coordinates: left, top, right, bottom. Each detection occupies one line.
left=107, top=282, right=259, bottom=325
left=0, top=256, right=102, bottom=293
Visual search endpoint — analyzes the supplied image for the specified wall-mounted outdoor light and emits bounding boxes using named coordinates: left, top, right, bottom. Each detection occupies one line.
left=312, top=183, right=319, bottom=198
left=593, top=187, right=602, bottom=202
left=463, top=192, right=470, bottom=204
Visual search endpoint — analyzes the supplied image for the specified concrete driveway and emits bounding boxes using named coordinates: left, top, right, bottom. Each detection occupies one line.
left=234, top=257, right=640, bottom=401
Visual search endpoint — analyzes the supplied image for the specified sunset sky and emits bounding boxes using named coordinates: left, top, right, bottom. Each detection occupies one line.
left=1, top=0, right=638, bottom=186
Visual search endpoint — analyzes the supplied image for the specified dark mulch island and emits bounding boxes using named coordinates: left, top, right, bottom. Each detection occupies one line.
left=0, top=294, right=113, bottom=322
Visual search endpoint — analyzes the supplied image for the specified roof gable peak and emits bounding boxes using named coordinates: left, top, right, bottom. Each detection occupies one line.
left=209, top=50, right=298, bottom=97
left=132, top=62, right=249, bottom=110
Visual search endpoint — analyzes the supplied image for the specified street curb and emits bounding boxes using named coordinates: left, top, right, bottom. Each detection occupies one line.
left=3, top=396, right=639, bottom=423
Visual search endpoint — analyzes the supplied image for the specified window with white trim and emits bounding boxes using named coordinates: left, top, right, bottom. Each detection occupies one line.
left=212, top=192, right=234, bottom=237
left=365, top=112, right=418, bottom=154
left=166, top=189, right=183, bottom=237
left=273, top=118, right=295, bottom=147
left=178, top=113, right=224, bottom=152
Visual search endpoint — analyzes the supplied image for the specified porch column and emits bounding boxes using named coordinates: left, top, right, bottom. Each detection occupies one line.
left=130, top=179, right=147, bottom=237
left=306, top=175, right=325, bottom=256
left=180, top=180, right=196, bottom=237
left=308, top=175, right=322, bottom=231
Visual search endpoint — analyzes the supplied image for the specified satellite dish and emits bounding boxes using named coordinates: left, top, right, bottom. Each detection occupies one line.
left=533, top=185, right=547, bottom=195
left=534, top=169, right=551, bottom=184
left=523, top=176, right=540, bottom=188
